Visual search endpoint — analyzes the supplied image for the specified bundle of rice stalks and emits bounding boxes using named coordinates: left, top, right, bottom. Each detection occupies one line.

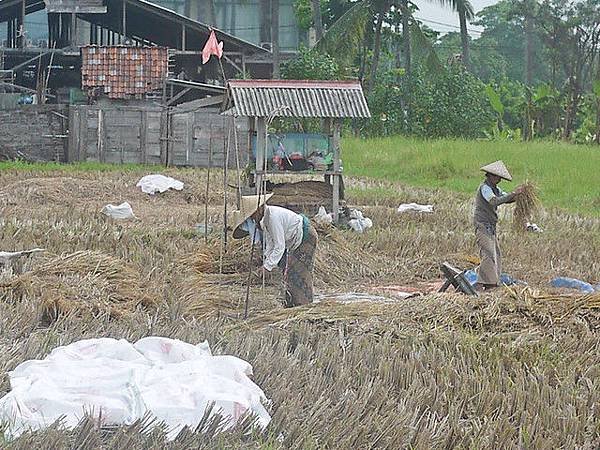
left=185, top=239, right=260, bottom=276
left=187, top=226, right=383, bottom=289
left=513, top=181, right=540, bottom=231
left=0, top=251, right=154, bottom=322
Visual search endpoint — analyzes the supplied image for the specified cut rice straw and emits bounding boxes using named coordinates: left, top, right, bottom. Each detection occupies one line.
left=513, top=181, right=540, bottom=232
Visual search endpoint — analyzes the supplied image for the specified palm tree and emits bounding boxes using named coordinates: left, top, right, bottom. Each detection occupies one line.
left=315, top=0, right=442, bottom=94
left=311, top=0, right=324, bottom=41
left=448, top=0, right=474, bottom=69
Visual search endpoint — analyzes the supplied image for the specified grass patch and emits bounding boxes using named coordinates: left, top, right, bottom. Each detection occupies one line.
left=343, top=136, right=600, bottom=216
left=0, top=160, right=156, bottom=172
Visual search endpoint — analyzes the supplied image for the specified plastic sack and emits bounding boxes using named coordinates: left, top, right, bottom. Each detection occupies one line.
left=314, top=206, right=333, bottom=226
left=551, top=277, right=595, bottom=293
left=347, top=209, right=373, bottom=233
left=101, top=202, right=136, bottom=220
left=526, top=222, right=543, bottom=233
left=465, top=269, right=521, bottom=287
left=136, top=175, right=184, bottom=195
left=0, top=337, right=271, bottom=441
left=397, top=203, right=434, bottom=213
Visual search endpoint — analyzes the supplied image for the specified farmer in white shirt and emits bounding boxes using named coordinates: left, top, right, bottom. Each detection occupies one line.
left=474, top=160, right=524, bottom=291
left=232, top=194, right=318, bottom=307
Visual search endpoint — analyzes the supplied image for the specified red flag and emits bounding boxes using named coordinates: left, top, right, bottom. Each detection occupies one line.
left=202, top=30, right=223, bottom=64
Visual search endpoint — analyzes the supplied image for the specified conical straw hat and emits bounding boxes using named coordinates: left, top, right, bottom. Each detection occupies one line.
left=232, top=193, right=273, bottom=239
left=480, top=160, right=512, bottom=181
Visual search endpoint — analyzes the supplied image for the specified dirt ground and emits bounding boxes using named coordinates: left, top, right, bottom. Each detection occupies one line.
left=0, top=167, right=599, bottom=449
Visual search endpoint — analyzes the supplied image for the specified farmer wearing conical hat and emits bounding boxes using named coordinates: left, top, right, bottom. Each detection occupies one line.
left=474, top=161, right=524, bottom=291
left=232, top=194, right=318, bottom=307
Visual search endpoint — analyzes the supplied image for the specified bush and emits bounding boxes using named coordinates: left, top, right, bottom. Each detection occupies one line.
left=281, top=47, right=341, bottom=80
left=364, top=66, right=495, bottom=139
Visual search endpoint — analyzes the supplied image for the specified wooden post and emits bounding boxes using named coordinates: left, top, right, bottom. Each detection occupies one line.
left=70, top=13, right=77, bottom=48
left=18, top=0, right=25, bottom=49
left=181, top=25, right=186, bottom=51
left=332, top=118, right=341, bottom=223
left=247, top=116, right=255, bottom=187
left=97, top=109, right=105, bottom=163
left=140, top=110, right=147, bottom=164
left=255, top=117, right=266, bottom=195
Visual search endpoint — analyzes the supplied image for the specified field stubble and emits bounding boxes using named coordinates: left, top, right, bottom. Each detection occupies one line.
left=0, top=167, right=599, bottom=449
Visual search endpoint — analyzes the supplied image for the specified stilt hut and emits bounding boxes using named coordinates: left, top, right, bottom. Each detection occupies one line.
left=222, top=79, right=371, bottom=223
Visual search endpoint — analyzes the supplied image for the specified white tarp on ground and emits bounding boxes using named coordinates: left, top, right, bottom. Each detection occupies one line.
left=0, top=337, right=271, bottom=441
left=101, top=202, right=136, bottom=219
left=397, top=203, right=434, bottom=213
left=136, top=175, right=184, bottom=195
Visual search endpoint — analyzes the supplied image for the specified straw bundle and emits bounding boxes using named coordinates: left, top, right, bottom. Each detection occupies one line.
left=513, top=181, right=540, bottom=231
left=190, top=239, right=256, bottom=275
left=187, top=225, right=382, bottom=289
left=0, top=251, right=153, bottom=322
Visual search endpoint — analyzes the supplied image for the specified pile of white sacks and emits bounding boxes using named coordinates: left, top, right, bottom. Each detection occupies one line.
left=0, top=337, right=271, bottom=441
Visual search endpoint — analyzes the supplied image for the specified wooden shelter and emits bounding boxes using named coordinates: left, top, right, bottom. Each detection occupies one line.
left=222, top=79, right=371, bottom=222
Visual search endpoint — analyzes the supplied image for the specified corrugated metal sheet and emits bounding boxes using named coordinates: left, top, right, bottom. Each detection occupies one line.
left=81, top=46, right=168, bottom=100
left=224, top=80, right=371, bottom=118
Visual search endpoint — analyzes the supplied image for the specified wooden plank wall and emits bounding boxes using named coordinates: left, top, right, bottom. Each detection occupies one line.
left=68, top=104, right=247, bottom=168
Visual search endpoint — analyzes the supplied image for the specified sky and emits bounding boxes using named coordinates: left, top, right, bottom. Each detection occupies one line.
left=414, top=0, right=500, bottom=36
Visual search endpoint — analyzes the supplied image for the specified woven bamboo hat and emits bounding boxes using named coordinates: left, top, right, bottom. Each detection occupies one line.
left=232, top=193, right=273, bottom=239
left=480, top=160, right=512, bottom=181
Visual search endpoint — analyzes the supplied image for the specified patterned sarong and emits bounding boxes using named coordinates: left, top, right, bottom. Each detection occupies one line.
left=278, top=217, right=318, bottom=307
left=475, top=222, right=501, bottom=286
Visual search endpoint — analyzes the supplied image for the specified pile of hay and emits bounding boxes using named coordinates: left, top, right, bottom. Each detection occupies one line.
left=513, top=181, right=540, bottom=231
left=183, top=224, right=389, bottom=319
left=0, top=177, right=95, bottom=207
left=228, top=287, right=600, bottom=336
left=0, top=251, right=153, bottom=322
left=187, top=225, right=383, bottom=289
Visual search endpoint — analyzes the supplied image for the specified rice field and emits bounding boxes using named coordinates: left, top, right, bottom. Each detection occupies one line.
left=0, top=164, right=599, bottom=449
left=343, top=136, right=600, bottom=217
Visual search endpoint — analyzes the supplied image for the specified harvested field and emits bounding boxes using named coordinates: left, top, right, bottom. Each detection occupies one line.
left=0, top=165, right=599, bottom=449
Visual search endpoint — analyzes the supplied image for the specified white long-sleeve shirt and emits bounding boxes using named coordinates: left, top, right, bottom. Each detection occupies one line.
left=260, top=205, right=303, bottom=271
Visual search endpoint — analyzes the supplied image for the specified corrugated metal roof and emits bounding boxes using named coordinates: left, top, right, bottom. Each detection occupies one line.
left=224, top=79, right=371, bottom=118
left=81, top=46, right=168, bottom=99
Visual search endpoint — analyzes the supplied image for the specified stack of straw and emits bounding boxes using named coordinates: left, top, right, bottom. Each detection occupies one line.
left=0, top=251, right=153, bottom=322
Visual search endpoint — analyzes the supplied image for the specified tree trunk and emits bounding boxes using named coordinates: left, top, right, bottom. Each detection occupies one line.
left=271, top=0, right=280, bottom=78
left=367, top=4, right=387, bottom=95
left=311, top=0, right=324, bottom=42
left=401, top=0, right=411, bottom=79
left=524, top=11, right=534, bottom=85
left=458, top=8, right=470, bottom=69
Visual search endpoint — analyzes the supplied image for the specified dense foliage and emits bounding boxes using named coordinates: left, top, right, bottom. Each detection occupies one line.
left=366, top=66, right=494, bottom=138
left=289, top=0, right=600, bottom=143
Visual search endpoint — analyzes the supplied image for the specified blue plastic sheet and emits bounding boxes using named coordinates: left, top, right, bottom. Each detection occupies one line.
left=464, top=270, right=521, bottom=286
left=550, top=277, right=595, bottom=293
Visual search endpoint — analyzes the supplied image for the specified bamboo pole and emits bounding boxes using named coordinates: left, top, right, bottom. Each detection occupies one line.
left=219, top=125, right=231, bottom=273
left=204, top=123, right=213, bottom=243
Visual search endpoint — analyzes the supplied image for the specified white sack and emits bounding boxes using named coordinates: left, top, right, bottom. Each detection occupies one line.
left=314, top=206, right=333, bottom=226
left=0, top=337, right=271, bottom=441
left=347, top=209, right=373, bottom=233
left=101, top=202, right=136, bottom=220
left=397, top=203, right=434, bottom=213
left=137, top=175, right=184, bottom=195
